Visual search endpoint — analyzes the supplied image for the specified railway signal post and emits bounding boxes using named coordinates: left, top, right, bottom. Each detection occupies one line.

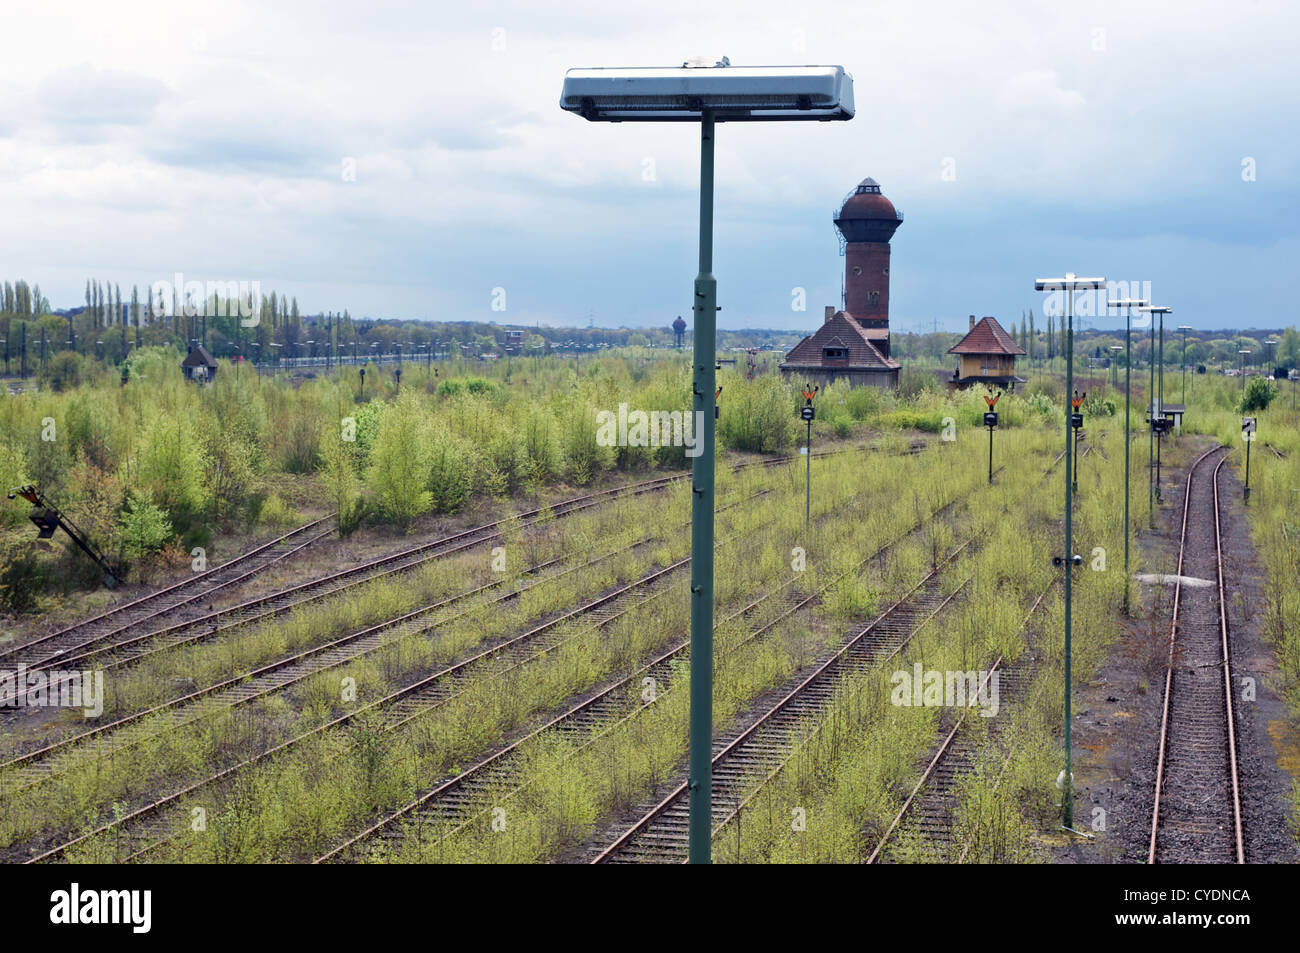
left=1242, top=416, right=1255, bottom=502
left=983, top=390, right=1000, bottom=484
left=1036, top=273, right=1106, bottom=832
left=1070, top=391, right=1085, bottom=492
left=801, top=386, right=818, bottom=530
left=560, top=60, right=854, bottom=864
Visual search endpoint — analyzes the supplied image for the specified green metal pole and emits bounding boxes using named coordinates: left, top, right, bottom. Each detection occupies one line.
left=1158, top=313, right=1165, bottom=421
left=1124, top=307, right=1132, bottom=614
left=805, top=418, right=812, bottom=530
left=1063, top=290, right=1075, bottom=830
left=1244, top=436, right=1251, bottom=503
left=688, top=109, right=717, bottom=865
left=1181, top=327, right=1187, bottom=405
left=1148, top=315, right=1155, bottom=527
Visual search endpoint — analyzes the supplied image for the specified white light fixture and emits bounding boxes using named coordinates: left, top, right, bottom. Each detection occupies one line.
left=560, top=63, right=854, bottom=122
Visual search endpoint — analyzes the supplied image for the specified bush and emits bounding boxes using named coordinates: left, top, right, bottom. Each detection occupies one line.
left=428, top=427, right=472, bottom=512
left=117, top=491, right=175, bottom=558
left=718, top=376, right=795, bottom=453
left=844, top=386, right=888, bottom=421
left=1239, top=376, right=1277, bottom=413
left=278, top=413, right=322, bottom=474
left=898, top=365, right=940, bottom=400
left=0, top=543, right=51, bottom=613
left=368, top=394, right=432, bottom=526
left=44, top=352, right=85, bottom=392
left=259, top=494, right=299, bottom=528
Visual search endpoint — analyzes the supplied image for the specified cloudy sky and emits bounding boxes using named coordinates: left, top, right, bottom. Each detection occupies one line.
left=1, top=0, right=1295, bottom=332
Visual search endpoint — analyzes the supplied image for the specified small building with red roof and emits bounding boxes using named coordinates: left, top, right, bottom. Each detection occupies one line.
left=947, top=315, right=1026, bottom=391
left=780, top=307, right=900, bottom=389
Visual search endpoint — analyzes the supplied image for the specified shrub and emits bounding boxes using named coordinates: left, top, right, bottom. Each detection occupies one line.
left=0, top=542, right=51, bottom=613
left=367, top=394, right=432, bottom=526
left=117, top=491, right=175, bottom=558
left=428, top=427, right=472, bottom=512
left=0, top=439, right=28, bottom=527
left=844, top=386, right=888, bottom=421
left=136, top=414, right=211, bottom=531
left=259, top=493, right=299, bottom=528
left=898, top=365, right=940, bottom=400
left=1239, top=376, right=1277, bottom=413
left=278, top=413, right=322, bottom=474
left=718, top=376, right=795, bottom=453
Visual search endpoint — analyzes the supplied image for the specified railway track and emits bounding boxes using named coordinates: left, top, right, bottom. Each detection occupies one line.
left=0, top=512, right=714, bottom=793
left=590, top=556, right=970, bottom=863
left=0, top=515, right=333, bottom=684
left=314, top=473, right=977, bottom=863
left=20, top=468, right=832, bottom=862
left=587, top=448, right=1070, bottom=864
left=0, top=472, right=693, bottom=703
left=1147, top=445, right=1245, bottom=864
left=865, top=590, right=1050, bottom=864
left=13, top=441, right=931, bottom=862
left=2, top=444, right=912, bottom=696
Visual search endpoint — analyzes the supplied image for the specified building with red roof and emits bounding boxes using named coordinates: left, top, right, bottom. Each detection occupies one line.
left=947, top=315, right=1026, bottom=391
left=780, top=177, right=902, bottom=389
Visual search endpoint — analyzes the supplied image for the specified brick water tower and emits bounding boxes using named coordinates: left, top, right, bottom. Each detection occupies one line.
left=833, top=177, right=902, bottom=357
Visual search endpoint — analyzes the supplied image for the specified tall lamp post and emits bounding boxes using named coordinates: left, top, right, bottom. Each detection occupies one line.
left=1109, top=296, right=1146, bottom=612
left=561, top=60, right=854, bottom=864
left=1036, top=273, right=1106, bottom=832
left=1239, top=347, right=1251, bottom=389
left=1139, top=306, right=1171, bottom=522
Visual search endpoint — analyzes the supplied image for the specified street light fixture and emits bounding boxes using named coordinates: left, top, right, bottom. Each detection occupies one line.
left=1037, top=273, right=1106, bottom=834
left=1238, top=348, right=1251, bottom=389
left=1264, top=338, right=1279, bottom=378
left=1108, top=296, right=1146, bottom=613
left=562, top=59, right=854, bottom=865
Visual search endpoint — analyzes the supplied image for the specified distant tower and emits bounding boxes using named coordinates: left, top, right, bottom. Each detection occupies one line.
left=833, top=177, right=903, bottom=357
left=672, top=315, right=687, bottom=349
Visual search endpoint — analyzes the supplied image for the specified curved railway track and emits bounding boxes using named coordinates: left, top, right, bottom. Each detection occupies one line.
left=1147, top=445, right=1245, bottom=864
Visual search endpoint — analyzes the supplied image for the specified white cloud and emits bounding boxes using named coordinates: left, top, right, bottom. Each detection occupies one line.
left=0, top=0, right=1295, bottom=329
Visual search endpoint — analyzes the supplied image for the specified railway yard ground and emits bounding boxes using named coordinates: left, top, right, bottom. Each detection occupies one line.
left=1, top=419, right=1297, bottom=870
left=1053, top=436, right=1300, bottom=864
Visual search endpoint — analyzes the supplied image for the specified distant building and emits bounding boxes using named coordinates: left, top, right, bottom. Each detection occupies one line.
left=779, top=307, right=899, bottom=389
left=181, top=344, right=218, bottom=383
left=780, top=176, right=903, bottom=389
left=504, top=330, right=524, bottom=355
left=947, top=315, right=1025, bottom=391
